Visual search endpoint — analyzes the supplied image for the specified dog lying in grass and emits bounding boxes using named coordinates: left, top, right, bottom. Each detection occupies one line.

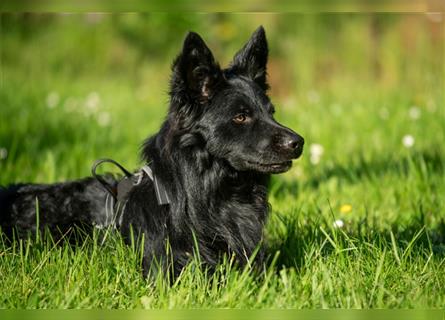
left=0, top=26, right=304, bottom=277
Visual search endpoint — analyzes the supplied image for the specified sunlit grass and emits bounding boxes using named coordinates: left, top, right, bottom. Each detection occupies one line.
left=0, top=13, right=444, bottom=308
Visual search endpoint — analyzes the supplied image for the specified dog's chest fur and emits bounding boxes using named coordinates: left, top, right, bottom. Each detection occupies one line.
left=119, top=135, right=270, bottom=275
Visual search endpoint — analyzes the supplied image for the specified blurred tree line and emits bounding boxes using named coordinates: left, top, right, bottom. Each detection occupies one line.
left=1, top=13, right=443, bottom=98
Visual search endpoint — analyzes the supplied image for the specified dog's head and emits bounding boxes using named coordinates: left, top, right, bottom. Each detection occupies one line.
left=168, top=26, right=304, bottom=174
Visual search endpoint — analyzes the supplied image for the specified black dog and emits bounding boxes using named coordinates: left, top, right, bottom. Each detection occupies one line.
left=0, top=27, right=304, bottom=277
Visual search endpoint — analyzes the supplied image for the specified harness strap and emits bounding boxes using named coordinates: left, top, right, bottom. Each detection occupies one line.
left=92, top=159, right=171, bottom=229
left=92, top=158, right=170, bottom=208
left=141, top=165, right=170, bottom=205
left=91, top=158, right=132, bottom=200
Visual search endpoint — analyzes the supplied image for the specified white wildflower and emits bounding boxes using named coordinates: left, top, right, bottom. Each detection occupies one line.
left=333, top=219, right=344, bottom=228
left=0, top=147, right=8, bottom=160
left=408, top=106, right=421, bottom=120
left=310, top=155, right=320, bottom=165
left=85, top=92, right=101, bottom=113
left=309, top=143, right=324, bottom=165
left=97, top=112, right=111, bottom=127
left=46, top=91, right=60, bottom=109
left=310, top=144, right=324, bottom=157
left=402, top=135, right=415, bottom=148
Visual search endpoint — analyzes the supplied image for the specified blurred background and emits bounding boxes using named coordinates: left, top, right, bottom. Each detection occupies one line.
left=1, top=13, right=445, bottom=308
left=0, top=13, right=444, bottom=224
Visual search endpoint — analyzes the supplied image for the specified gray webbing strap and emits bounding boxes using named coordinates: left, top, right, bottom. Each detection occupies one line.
left=141, top=165, right=170, bottom=205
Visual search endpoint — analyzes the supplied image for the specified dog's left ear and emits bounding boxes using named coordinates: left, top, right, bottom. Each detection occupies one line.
left=230, top=26, right=269, bottom=90
left=172, top=32, right=222, bottom=104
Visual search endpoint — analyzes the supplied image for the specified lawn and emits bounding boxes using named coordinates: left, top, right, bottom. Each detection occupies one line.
left=0, top=13, right=444, bottom=308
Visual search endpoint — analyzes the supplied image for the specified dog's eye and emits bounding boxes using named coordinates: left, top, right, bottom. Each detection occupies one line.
left=233, top=113, right=249, bottom=124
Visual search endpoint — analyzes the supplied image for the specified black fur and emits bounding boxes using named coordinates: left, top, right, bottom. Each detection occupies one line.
left=0, top=27, right=304, bottom=277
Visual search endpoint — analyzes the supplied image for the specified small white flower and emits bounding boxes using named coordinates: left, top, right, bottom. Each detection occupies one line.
left=310, top=155, right=320, bottom=165
left=46, top=91, right=60, bottom=109
left=402, top=135, right=415, bottom=148
left=408, top=106, right=421, bottom=120
left=333, top=219, right=344, bottom=228
left=310, top=143, right=324, bottom=157
left=309, top=143, right=324, bottom=165
left=0, top=147, right=8, bottom=160
left=97, top=112, right=111, bottom=127
left=85, top=92, right=101, bottom=113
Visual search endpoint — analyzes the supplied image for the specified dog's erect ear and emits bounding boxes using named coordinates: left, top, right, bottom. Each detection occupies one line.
left=172, top=32, right=222, bottom=104
left=230, top=26, right=269, bottom=90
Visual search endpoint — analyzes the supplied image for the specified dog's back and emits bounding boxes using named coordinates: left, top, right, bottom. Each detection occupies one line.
left=0, top=177, right=116, bottom=239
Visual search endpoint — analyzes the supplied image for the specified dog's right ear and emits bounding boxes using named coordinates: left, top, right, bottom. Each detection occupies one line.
left=171, top=32, right=222, bottom=105
left=230, top=26, right=269, bottom=91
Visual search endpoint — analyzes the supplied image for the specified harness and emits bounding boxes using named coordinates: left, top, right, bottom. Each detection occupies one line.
left=91, top=158, right=170, bottom=228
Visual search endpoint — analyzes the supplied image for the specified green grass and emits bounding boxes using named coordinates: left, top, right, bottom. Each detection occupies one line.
left=0, top=13, right=444, bottom=308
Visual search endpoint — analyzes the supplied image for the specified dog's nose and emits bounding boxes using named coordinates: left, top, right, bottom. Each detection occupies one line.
left=282, top=134, right=304, bottom=153
left=286, top=138, right=300, bottom=150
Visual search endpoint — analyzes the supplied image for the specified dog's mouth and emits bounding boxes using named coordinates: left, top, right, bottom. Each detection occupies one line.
left=245, top=160, right=293, bottom=174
